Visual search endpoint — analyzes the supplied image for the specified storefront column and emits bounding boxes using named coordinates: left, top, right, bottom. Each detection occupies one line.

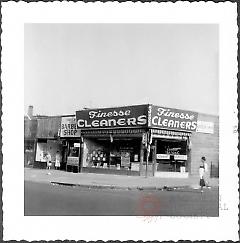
left=79, top=138, right=84, bottom=173
left=187, top=144, right=192, bottom=175
left=33, top=138, right=38, bottom=166
left=152, top=139, right=157, bottom=176
left=139, top=143, right=144, bottom=176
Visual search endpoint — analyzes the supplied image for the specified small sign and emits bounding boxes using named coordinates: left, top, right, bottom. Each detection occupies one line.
left=196, top=121, right=214, bottom=134
left=67, top=156, right=79, bottom=166
left=74, top=143, right=80, bottom=147
left=60, top=116, right=81, bottom=138
left=174, top=154, right=187, bottom=160
left=131, top=163, right=140, bottom=171
left=121, top=152, right=130, bottom=167
left=156, top=154, right=170, bottom=160
left=142, top=133, right=147, bottom=145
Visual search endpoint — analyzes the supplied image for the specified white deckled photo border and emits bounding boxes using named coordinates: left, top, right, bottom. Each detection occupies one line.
left=1, top=2, right=238, bottom=241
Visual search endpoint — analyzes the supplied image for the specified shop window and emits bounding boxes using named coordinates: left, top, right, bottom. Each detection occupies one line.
left=156, top=139, right=188, bottom=172
left=87, top=150, right=108, bottom=167
left=85, top=138, right=141, bottom=171
left=69, top=147, right=79, bottom=157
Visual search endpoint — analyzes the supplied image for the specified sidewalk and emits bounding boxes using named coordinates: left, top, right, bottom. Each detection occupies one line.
left=24, top=167, right=219, bottom=190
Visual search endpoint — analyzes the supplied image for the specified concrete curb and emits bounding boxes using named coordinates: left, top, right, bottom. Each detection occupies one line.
left=50, top=181, right=193, bottom=191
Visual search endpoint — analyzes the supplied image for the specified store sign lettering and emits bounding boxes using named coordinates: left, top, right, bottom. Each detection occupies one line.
left=150, top=106, right=198, bottom=132
left=77, top=115, right=146, bottom=128
left=196, top=120, right=214, bottom=134
left=60, top=117, right=81, bottom=137
left=76, top=105, right=148, bottom=129
left=89, top=110, right=131, bottom=119
left=76, top=105, right=199, bottom=132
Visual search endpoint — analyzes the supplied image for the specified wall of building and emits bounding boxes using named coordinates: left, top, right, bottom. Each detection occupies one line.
left=37, top=117, right=61, bottom=138
left=24, top=118, right=38, bottom=139
left=190, top=113, right=219, bottom=177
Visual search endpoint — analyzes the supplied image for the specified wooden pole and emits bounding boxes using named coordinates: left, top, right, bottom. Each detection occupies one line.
left=33, top=138, right=38, bottom=168
left=79, top=136, right=83, bottom=173
left=140, top=142, right=144, bottom=176
left=152, top=139, right=157, bottom=176
left=145, top=149, right=149, bottom=177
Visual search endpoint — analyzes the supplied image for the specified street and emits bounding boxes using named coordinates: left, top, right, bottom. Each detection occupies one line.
left=24, top=181, right=219, bottom=216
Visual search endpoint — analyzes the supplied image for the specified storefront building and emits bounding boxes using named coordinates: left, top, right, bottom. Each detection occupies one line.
left=76, top=104, right=219, bottom=178
left=28, top=104, right=218, bottom=178
left=24, top=116, right=38, bottom=167
left=34, top=116, right=62, bottom=169
left=60, top=116, right=81, bottom=172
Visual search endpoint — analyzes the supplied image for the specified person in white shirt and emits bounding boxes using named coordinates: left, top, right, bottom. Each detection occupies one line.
left=46, top=152, right=52, bottom=174
left=202, top=156, right=209, bottom=187
left=199, top=162, right=205, bottom=192
left=55, top=151, right=61, bottom=170
left=199, top=156, right=209, bottom=192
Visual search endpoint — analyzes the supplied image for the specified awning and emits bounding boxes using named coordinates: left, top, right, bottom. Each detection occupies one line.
left=81, top=128, right=145, bottom=137
left=150, top=129, right=191, bottom=140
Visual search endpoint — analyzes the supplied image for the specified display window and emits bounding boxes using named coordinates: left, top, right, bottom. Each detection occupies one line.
left=156, top=139, right=188, bottom=172
left=84, top=138, right=141, bottom=171
left=35, top=139, right=62, bottom=163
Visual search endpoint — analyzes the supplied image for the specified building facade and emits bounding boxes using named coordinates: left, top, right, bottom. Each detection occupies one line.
left=75, top=104, right=219, bottom=178
left=24, top=104, right=219, bottom=178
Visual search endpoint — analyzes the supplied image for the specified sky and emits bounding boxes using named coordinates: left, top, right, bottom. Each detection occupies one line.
left=24, top=24, right=218, bottom=116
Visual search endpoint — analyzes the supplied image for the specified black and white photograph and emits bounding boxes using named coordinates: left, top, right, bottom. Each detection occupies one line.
left=24, top=23, right=220, bottom=217
left=2, top=2, right=238, bottom=241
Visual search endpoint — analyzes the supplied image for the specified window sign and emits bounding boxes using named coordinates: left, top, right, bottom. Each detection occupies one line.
left=174, top=154, right=187, bottom=160
left=121, top=152, right=131, bottom=167
left=156, top=154, right=170, bottom=160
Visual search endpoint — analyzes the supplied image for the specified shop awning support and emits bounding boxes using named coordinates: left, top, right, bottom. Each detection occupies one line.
left=145, top=130, right=152, bottom=178
left=79, top=133, right=83, bottom=173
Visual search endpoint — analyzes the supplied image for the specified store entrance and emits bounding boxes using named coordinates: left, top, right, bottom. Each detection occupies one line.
left=156, top=138, right=188, bottom=173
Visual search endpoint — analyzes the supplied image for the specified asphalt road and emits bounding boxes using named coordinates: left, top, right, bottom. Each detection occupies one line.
left=24, top=181, right=219, bottom=216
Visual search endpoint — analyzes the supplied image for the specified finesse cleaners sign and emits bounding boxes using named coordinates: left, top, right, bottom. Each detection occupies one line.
left=150, top=105, right=198, bottom=132
left=76, top=105, right=148, bottom=129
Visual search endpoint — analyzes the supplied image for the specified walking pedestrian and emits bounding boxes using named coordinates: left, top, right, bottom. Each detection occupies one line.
left=55, top=151, right=61, bottom=170
left=201, top=156, right=209, bottom=187
left=199, top=156, right=208, bottom=192
left=46, top=152, right=52, bottom=174
left=199, top=164, right=205, bottom=193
